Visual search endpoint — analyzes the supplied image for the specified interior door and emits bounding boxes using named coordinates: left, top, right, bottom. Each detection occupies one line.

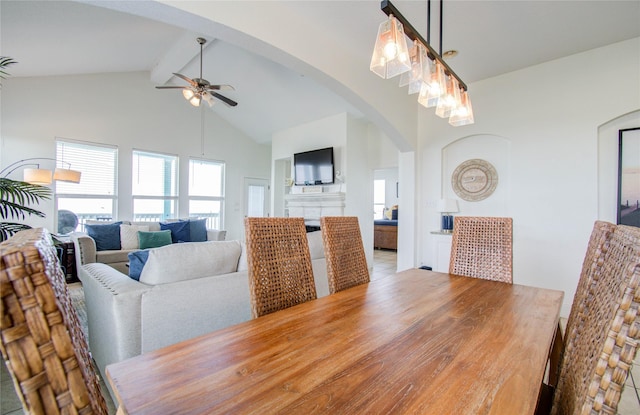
left=244, top=178, right=270, bottom=218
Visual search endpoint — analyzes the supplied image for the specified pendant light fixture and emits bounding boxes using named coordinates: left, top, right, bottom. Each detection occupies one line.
left=371, top=0, right=474, bottom=126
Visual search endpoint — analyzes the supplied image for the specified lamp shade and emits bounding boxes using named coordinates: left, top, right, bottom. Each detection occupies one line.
left=23, top=168, right=53, bottom=185
left=449, top=90, right=474, bottom=126
left=53, top=168, right=81, bottom=183
left=437, top=198, right=459, bottom=213
left=399, top=42, right=430, bottom=95
left=370, top=15, right=411, bottom=79
left=418, top=60, right=447, bottom=108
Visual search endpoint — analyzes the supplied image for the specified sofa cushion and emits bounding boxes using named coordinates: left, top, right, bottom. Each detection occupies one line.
left=139, top=240, right=242, bottom=285
left=86, top=222, right=123, bottom=251
left=138, top=230, right=172, bottom=249
left=189, top=219, right=208, bottom=242
left=307, top=230, right=324, bottom=260
left=160, top=221, right=191, bottom=243
left=95, top=249, right=134, bottom=265
left=128, top=250, right=150, bottom=281
left=120, top=224, right=150, bottom=250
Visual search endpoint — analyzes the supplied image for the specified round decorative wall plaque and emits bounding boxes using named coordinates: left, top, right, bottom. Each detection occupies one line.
left=451, top=159, right=498, bottom=202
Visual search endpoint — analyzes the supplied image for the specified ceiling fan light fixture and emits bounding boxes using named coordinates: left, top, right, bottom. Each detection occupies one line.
left=202, top=92, right=214, bottom=107
left=156, top=37, right=238, bottom=108
left=182, top=88, right=195, bottom=100
left=189, top=94, right=201, bottom=107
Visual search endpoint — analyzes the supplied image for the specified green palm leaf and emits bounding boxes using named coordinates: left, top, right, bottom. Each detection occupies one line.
left=0, top=56, right=17, bottom=80
left=0, top=178, right=51, bottom=241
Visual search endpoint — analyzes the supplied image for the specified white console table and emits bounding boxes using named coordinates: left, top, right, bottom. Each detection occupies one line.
left=430, top=231, right=452, bottom=273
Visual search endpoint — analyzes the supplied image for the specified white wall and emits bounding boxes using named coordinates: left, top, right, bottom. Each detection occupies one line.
left=0, top=71, right=272, bottom=241
left=419, top=38, right=640, bottom=316
left=271, top=112, right=376, bottom=266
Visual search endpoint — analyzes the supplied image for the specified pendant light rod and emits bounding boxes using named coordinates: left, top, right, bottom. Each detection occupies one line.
left=426, top=0, right=431, bottom=44
left=439, top=0, right=443, bottom=55
left=380, top=0, right=467, bottom=91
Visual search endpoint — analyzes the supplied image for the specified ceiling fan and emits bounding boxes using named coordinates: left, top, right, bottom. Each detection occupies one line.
left=156, top=37, right=238, bottom=108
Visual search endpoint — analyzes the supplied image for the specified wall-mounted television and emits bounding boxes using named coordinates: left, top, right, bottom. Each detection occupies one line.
left=294, top=147, right=334, bottom=186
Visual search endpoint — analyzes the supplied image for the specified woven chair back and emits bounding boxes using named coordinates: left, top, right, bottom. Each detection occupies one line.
left=0, top=228, right=108, bottom=414
left=551, top=224, right=640, bottom=415
left=449, top=216, right=513, bottom=283
left=320, top=216, right=370, bottom=294
left=563, top=221, right=617, bottom=359
left=244, top=217, right=317, bottom=318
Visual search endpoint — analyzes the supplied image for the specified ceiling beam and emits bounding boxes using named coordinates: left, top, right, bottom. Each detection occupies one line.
left=150, top=31, right=215, bottom=85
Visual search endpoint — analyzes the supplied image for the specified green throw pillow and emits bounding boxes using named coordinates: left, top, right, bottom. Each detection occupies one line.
left=138, top=230, right=172, bottom=249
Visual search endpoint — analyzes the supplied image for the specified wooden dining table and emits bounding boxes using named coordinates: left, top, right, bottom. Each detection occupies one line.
left=106, top=269, right=563, bottom=415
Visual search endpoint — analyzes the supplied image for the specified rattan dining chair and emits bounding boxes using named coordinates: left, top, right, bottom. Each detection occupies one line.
left=0, top=228, right=108, bottom=415
left=547, top=224, right=640, bottom=415
left=244, top=217, right=317, bottom=318
left=320, top=216, right=370, bottom=294
left=449, top=216, right=513, bottom=283
left=542, top=221, right=617, bottom=398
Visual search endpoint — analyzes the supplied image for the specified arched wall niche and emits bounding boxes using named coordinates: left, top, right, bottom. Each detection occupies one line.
left=441, top=134, right=512, bottom=217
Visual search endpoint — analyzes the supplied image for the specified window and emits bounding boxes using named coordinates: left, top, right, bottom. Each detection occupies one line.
left=373, top=179, right=386, bottom=220
left=189, top=158, right=225, bottom=229
left=55, top=139, right=118, bottom=231
left=132, top=150, right=178, bottom=222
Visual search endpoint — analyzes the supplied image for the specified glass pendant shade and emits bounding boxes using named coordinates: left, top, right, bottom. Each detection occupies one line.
left=23, top=168, right=53, bottom=185
left=449, top=90, right=475, bottom=126
left=418, top=60, right=447, bottom=108
left=370, top=15, right=411, bottom=79
left=53, top=168, right=82, bottom=183
left=435, top=76, right=460, bottom=118
left=400, top=42, right=430, bottom=95
left=189, top=94, right=201, bottom=107
left=182, top=89, right=195, bottom=100
left=202, top=92, right=214, bottom=107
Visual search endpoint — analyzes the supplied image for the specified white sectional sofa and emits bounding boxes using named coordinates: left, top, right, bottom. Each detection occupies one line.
left=78, top=231, right=329, bottom=401
left=71, top=219, right=226, bottom=274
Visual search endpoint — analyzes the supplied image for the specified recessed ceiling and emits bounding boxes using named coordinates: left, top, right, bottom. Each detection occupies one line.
left=2, top=1, right=639, bottom=143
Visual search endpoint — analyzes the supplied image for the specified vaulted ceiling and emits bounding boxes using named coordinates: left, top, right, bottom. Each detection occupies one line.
left=2, top=1, right=639, bottom=143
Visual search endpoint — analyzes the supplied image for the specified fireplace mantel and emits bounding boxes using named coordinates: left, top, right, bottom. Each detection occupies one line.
left=284, top=192, right=345, bottom=225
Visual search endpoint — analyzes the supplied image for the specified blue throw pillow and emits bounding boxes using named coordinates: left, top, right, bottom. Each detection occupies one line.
left=189, top=218, right=208, bottom=242
left=160, top=220, right=191, bottom=243
left=86, top=221, right=123, bottom=251
left=128, top=250, right=150, bottom=281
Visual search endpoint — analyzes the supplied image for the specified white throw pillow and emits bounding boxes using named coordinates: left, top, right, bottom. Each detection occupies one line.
left=120, top=224, right=150, bottom=250
left=140, top=240, right=242, bottom=285
left=237, top=242, right=248, bottom=271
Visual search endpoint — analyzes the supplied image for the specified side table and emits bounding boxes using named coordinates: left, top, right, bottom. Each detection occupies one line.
left=58, top=240, right=78, bottom=283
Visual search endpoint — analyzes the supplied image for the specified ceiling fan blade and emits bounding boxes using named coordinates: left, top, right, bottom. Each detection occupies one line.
left=155, top=85, right=187, bottom=89
left=173, top=73, right=197, bottom=86
left=206, top=84, right=235, bottom=91
left=212, top=92, right=238, bottom=107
